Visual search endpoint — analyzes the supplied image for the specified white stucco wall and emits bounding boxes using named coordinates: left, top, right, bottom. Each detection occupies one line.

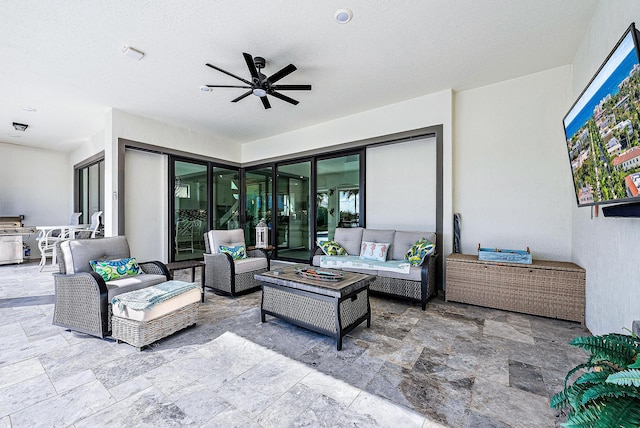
left=453, top=65, right=574, bottom=261
left=0, top=142, right=71, bottom=259
left=124, top=148, right=168, bottom=262
left=366, top=138, right=437, bottom=231
left=569, top=1, right=640, bottom=335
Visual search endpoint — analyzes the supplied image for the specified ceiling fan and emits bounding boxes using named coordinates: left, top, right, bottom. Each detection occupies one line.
left=205, top=53, right=312, bottom=109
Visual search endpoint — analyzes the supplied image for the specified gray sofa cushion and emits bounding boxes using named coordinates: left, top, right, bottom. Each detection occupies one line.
left=59, top=236, right=131, bottom=274
left=334, top=227, right=364, bottom=256
left=392, top=231, right=437, bottom=261
left=362, top=229, right=395, bottom=259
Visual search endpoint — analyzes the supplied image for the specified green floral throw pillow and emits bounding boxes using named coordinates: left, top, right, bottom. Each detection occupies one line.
left=89, top=257, right=142, bottom=281
left=219, top=244, right=247, bottom=260
left=404, top=238, right=435, bottom=266
left=319, top=240, right=348, bottom=256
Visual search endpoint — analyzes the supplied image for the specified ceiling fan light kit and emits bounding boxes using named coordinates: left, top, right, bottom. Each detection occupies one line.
left=204, top=52, right=312, bottom=109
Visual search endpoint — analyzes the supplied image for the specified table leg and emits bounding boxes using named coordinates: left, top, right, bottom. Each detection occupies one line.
left=200, top=265, right=205, bottom=302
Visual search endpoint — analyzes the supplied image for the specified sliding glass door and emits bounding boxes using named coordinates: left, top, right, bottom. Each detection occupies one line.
left=276, top=161, right=311, bottom=260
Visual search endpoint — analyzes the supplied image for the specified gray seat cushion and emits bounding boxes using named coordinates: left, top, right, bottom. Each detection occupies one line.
left=106, top=274, right=169, bottom=301
left=59, top=236, right=131, bottom=274
left=234, top=257, right=268, bottom=274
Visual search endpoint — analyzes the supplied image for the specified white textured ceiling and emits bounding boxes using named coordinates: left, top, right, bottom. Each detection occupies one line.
left=0, top=0, right=598, bottom=152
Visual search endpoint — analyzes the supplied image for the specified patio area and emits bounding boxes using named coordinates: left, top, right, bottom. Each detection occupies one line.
left=0, top=260, right=589, bottom=427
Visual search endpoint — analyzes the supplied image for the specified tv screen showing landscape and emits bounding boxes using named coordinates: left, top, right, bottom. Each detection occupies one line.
left=563, top=23, right=640, bottom=207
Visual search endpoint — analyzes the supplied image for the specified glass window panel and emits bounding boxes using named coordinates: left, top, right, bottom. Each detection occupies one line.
left=174, top=160, right=207, bottom=261
left=77, top=159, right=104, bottom=226
left=212, top=166, right=240, bottom=230
left=245, top=167, right=272, bottom=247
left=316, top=154, right=360, bottom=243
left=276, top=162, right=311, bottom=261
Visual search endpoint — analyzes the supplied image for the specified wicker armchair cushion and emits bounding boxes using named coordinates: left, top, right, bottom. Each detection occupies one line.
left=333, top=227, right=364, bottom=256
left=205, top=229, right=246, bottom=254
left=234, top=256, right=268, bottom=274
left=60, top=236, right=131, bottom=274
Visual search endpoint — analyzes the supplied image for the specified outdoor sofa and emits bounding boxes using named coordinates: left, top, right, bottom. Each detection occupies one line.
left=310, top=227, right=437, bottom=309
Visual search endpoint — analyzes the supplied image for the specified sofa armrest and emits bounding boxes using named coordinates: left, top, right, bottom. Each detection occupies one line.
left=309, top=245, right=323, bottom=265
left=419, top=253, right=438, bottom=309
left=138, top=261, right=170, bottom=279
left=52, top=271, right=110, bottom=338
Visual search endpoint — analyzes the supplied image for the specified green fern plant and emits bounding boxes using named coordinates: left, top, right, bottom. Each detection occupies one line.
left=551, top=333, right=640, bottom=427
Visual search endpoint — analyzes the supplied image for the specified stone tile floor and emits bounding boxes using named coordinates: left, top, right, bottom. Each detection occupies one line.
left=0, top=260, right=590, bottom=427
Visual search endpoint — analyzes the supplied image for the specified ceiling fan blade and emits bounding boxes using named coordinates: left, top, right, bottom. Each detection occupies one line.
left=243, top=53, right=260, bottom=81
left=267, top=64, right=297, bottom=84
left=206, top=85, right=252, bottom=89
left=261, top=96, right=271, bottom=109
left=270, top=91, right=299, bottom=105
left=271, top=84, right=312, bottom=91
left=231, top=90, right=253, bottom=102
left=206, top=63, right=252, bottom=86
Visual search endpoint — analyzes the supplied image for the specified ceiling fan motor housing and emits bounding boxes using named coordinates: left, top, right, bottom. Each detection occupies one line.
left=254, top=56, right=266, bottom=69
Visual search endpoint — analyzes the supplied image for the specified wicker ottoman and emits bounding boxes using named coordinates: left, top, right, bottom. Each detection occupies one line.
left=111, top=281, right=201, bottom=350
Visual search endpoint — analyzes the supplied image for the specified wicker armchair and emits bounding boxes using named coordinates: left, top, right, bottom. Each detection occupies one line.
left=203, top=229, right=269, bottom=296
left=53, top=236, right=170, bottom=338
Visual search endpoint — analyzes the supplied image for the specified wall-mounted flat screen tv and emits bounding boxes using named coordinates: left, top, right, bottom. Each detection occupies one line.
left=563, top=23, right=640, bottom=207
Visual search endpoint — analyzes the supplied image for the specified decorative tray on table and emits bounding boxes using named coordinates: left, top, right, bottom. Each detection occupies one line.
left=295, top=267, right=344, bottom=282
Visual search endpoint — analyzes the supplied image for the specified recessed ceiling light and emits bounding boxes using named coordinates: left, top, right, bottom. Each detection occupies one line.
left=21, top=106, right=37, bottom=112
left=199, top=85, right=213, bottom=92
left=9, top=134, right=21, bottom=138
left=335, top=8, right=353, bottom=24
left=122, top=46, right=145, bottom=60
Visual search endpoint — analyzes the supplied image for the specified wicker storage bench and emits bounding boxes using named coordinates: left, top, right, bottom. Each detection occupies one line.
left=111, top=281, right=201, bottom=350
left=445, top=254, right=585, bottom=323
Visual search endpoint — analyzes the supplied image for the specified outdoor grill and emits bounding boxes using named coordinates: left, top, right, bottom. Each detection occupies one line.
left=0, top=216, right=36, bottom=265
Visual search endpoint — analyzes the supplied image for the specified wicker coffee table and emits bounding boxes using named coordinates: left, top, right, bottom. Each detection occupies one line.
left=255, top=264, right=375, bottom=350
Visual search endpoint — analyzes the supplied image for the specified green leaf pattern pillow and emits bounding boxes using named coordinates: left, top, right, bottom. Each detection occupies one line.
left=89, top=257, right=142, bottom=281
left=319, top=240, right=348, bottom=256
left=405, top=238, right=435, bottom=266
left=219, top=244, right=247, bottom=260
